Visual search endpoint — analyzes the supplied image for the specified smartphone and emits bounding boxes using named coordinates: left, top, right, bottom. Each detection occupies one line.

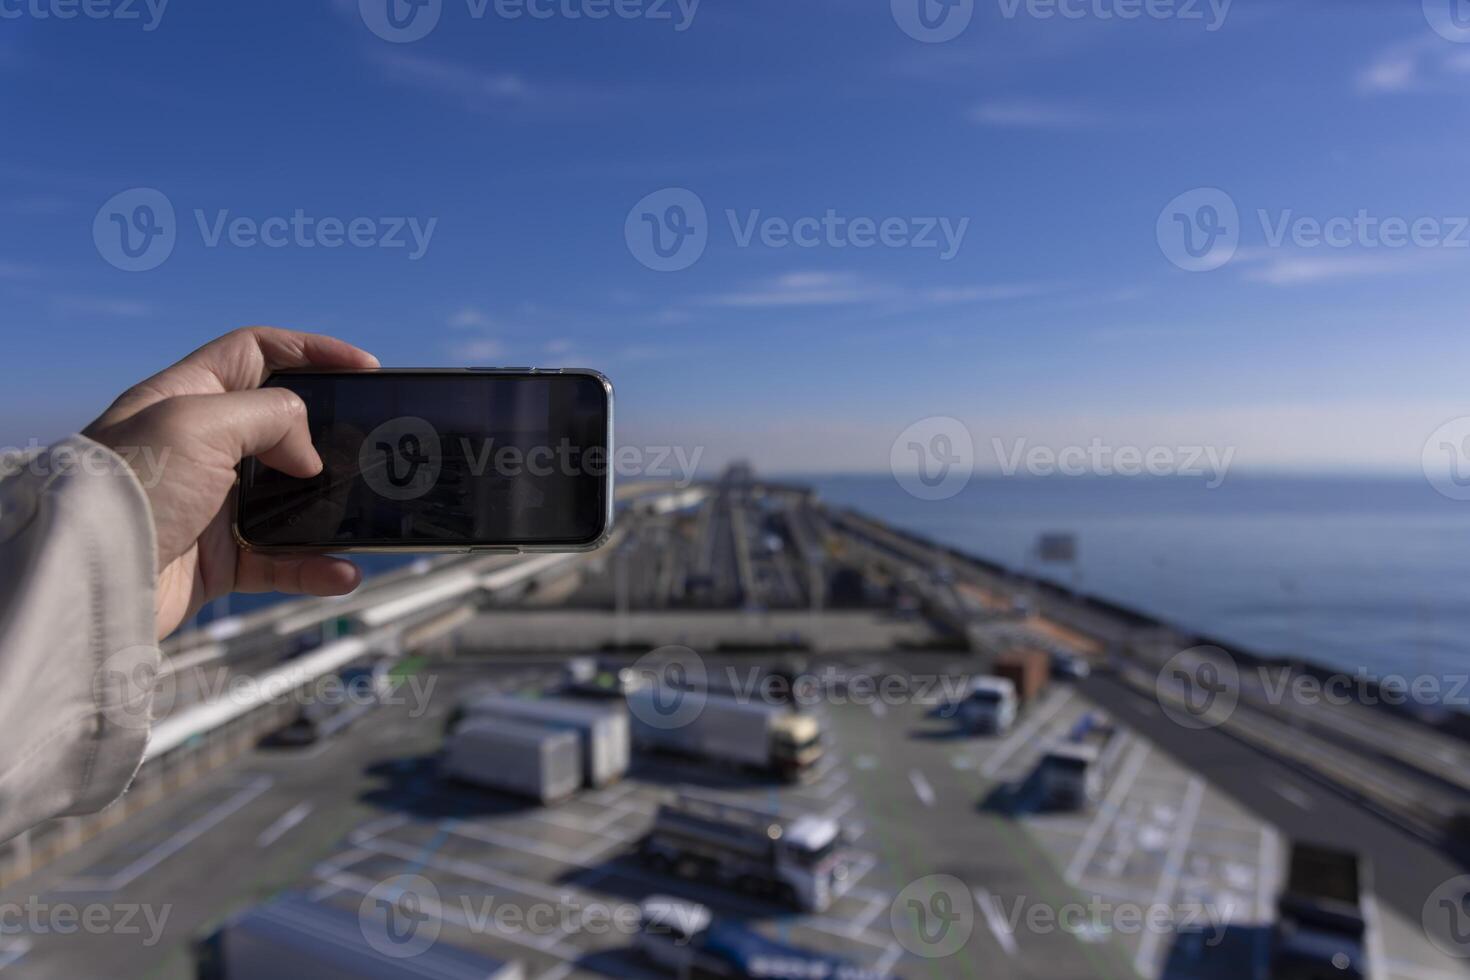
left=233, top=368, right=614, bottom=553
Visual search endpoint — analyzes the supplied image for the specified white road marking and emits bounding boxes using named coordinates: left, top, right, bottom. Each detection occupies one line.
left=854, top=754, right=879, bottom=770
left=975, top=889, right=1019, bottom=956
left=1065, top=741, right=1150, bottom=884
left=1270, top=780, right=1315, bottom=811
left=1133, top=777, right=1205, bottom=976
left=0, top=940, right=31, bottom=969
left=908, top=769, right=936, bottom=807
left=256, top=802, right=313, bottom=848
left=981, top=689, right=1075, bottom=779
left=58, top=776, right=273, bottom=892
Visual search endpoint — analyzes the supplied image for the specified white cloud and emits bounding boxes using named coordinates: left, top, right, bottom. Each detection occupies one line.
left=448, top=337, right=506, bottom=364
left=704, top=272, right=887, bottom=308
left=968, top=99, right=1105, bottom=130
left=1231, top=247, right=1451, bottom=286
left=702, top=273, right=1052, bottom=311
left=370, top=51, right=531, bottom=109
left=1358, top=36, right=1470, bottom=94
left=52, top=296, right=151, bottom=317
left=448, top=307, right=494, bottom=329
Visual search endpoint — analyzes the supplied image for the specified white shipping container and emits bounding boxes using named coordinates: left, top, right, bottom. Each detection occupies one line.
left=629, top=689, right=778, bottom=768
left=443, top=717, right=583, bottom=804
left=457, top=695, right=630, bottom=788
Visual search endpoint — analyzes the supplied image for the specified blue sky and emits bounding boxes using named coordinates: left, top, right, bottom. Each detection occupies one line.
left=3, top=0, right=1470, bottom=474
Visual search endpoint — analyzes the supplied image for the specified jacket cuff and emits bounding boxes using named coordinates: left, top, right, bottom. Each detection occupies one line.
left=0, top=435, right=159, bottom=838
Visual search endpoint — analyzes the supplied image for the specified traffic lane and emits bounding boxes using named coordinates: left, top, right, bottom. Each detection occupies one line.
left=1080, top=672, right=1470, bottom=926
left=835, top=694, right=1131, bottom=980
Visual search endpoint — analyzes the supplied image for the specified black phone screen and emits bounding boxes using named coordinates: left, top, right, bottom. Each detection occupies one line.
left=235, top=371, right=611, bottom=550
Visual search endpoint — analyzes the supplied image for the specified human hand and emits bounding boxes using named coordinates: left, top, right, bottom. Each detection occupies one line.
left=83, top=327, right=380, bottom=639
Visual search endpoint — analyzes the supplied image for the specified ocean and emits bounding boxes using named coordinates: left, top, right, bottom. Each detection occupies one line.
left=802, top=474, right=1470, bottom=684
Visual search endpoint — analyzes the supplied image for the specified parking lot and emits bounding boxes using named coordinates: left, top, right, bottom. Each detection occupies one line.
left=2, top=651, right=1468, bottom=979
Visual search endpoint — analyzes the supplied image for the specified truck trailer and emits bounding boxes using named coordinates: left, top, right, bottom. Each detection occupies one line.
left=194, top=892, right=523, bottom=980
left=639, top=793, right=853, bottom=912
left=627, top=686, right=823, bottom=781
left=448, top=693, right=630, bottom=788
left=441, top=716, right=583, bottom=804
left=1271, top=842, right=1371, bottom=980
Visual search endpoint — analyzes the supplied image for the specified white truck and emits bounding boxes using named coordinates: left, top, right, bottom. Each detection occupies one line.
left=639, top=793, right=853, bottom=913
left=441, top=716, right=583, bottom=804
left=195, top=891, right=523, bottom=980
left=628, top=687, right=823, bottom=782
left=957, top=677, right=1018, bottom=735
left=448, top=693, right=630, bottom=788
left=1036, top=712, right=1123, bottom=811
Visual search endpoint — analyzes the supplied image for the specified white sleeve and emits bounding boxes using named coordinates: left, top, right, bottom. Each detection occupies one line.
left=0, top=435, right=159, bottom=844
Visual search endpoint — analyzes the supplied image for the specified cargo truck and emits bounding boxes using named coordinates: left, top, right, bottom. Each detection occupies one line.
left=636, top=896, right=891, bottom=979
left=1035, top=712, right=1122, bottom=811
left=448, top=694, right=630, bottom=788
left=441, top=717, right=583, bottom=804
left=194, top=892, right=523, bottom=980
left=993, top=649, right=1050, bottom=705
left=956, top=677, right=1019, bottom=735
left=638, top=793, right=853, bottom=912
left=1271, top=843, right=1371, bottom=980
left=627, top=686, right=823, bottom=781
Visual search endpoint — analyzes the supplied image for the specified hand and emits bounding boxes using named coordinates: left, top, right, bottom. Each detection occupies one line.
left=83, top=327, right=381, bottom=639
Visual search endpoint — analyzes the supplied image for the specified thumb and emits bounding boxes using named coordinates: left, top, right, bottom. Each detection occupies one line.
left=171, top=387, right=323, bottom=478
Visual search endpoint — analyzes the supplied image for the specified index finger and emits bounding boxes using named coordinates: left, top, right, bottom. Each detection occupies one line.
left=99, top=327, right=380, bottom=423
